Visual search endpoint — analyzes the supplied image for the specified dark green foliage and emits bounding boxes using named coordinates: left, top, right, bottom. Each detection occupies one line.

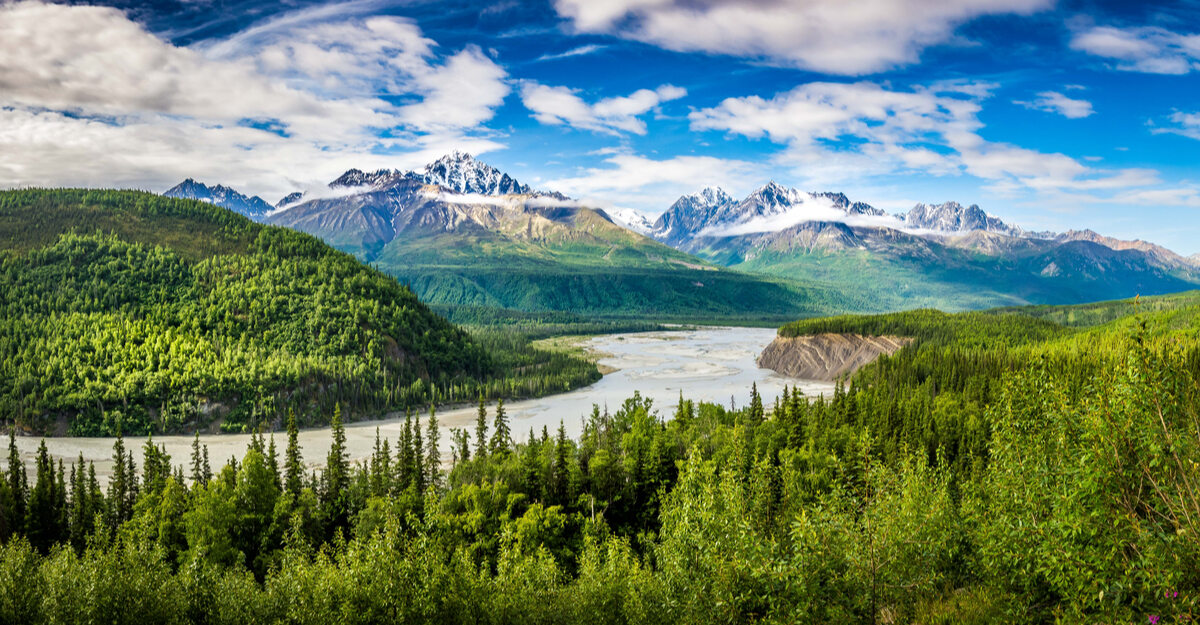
left=2, top=280, right=1199, bottom=622
left=0, top=189, right=604, bottom=436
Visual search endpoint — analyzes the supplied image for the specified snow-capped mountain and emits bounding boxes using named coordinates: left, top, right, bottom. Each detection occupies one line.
left=604, top=208, right=655, bottom=234
left=898, top=201, right=1020, bottom=236
left=422, top=151, right=531, bottom=195
left=651, top=182, right=890, bottom=245
left=653, top=186, right=736, bottom=244
left=328, top=168, right=413, bottom=189
left=275, top=192, right=303, bottom=209
left=163, top=179, right=273, bottom=219
left=649, top=182, right=1200, bottom=310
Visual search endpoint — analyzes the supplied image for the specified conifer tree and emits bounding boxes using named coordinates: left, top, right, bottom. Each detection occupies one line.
left=267, top=434, right=281, bottom=490
left=325, top=404, right=348, bottom=499
left=190, top=432, right=206, bottom=486
left=552, top=421, right=571, bottom=506
left=109, top=432, right=131, bottom=526
left=7, top=431, right=26, bottom=534
left=399, top=409, right=413, bottom=488
left=26, top=440, right=60, bottom=551
left=69, top=454, right=91, bottom=549
left=284, top=408, right=303, bottom=497
left=411, top=413, right=425, bottom=494
left=748, top=382, right=764, bottom=426
left=490, top=398, right=511, bottom=457
left=474, top=397, right=489, bottom=459
left=425, top=406, right=441, bottom=490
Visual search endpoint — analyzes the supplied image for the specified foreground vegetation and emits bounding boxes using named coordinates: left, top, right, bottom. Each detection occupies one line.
left=1, top=296, right=1198, bottom=623
left=0, top=190, right=599, bottom=436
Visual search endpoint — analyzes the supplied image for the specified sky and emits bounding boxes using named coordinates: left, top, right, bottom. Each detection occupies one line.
left=1, top=0, right=1199, bottom=254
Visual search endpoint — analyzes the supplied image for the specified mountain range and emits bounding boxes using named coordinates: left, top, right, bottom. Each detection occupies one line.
left=643, top=183, right=1200, bottom=309
left=166, top=153, right=843, bottom=319
left=164, top=154, right=1200, bottom=315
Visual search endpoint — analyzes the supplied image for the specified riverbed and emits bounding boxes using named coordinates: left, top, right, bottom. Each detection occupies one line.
left=10, top=327, right=835, bottom=479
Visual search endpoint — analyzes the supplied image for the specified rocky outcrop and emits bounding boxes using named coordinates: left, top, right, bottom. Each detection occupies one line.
left=757, top=333, right=912, bottom=381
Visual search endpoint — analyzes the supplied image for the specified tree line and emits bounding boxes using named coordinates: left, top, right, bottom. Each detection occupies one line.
left=1, top=303, right=1198, bottom=623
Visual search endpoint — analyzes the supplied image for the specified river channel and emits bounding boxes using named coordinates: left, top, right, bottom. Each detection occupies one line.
left=11, top=326, right=836, bottom=478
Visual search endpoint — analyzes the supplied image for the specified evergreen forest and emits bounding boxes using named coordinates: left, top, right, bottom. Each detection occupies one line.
left=0, top=190, right=600, bottom=436
left=1, top=292, right=1198, bottom=623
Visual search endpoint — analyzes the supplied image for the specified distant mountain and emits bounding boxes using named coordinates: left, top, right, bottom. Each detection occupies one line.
left=648, top=183, right=1200, bottom=310
left=263, top=155, right=846, bottom=319
left=163, top=179, right=273, bottom=220
left=423, top=150, right=532, bottom=195
left=1056, top=229, right=1197, bottom=267
left=276, top=192, right=303, bottom=209
left=653, top=186, right=735, bottom=245
left=899, top=201, right=1020, bottom=236
left=605, top=207, right=655, bottom=235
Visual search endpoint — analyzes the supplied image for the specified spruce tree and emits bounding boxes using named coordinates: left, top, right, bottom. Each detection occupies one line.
left=748, top=382, right=764, bottom=426
left=26, top=440, right=60, bottom=551
left=474, top=397, right=488, bottom=460
left=190, top=432, right=205, bottom=486
left=109, top=433, right=130, bottom=526
left=284, top=408, right=303, bottom=497
left=399, top=409, right=413, bottom=488
left=267, top=434, right=281, bottom=490
left=325, top=404, right=348, bottom=499
left=490, top=398, right=511, bottom=457
left=411, top=413, right=425, bottom=494
left=7, top=431, right=26, bottom=534
left=425, top=406, right=440, bottom=490
left=552, top=421, right=571, bottom=506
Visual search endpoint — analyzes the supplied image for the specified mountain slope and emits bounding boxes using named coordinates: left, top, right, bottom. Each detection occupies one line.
left=265, top=155, right=852, bottom=319
left=650, top=183, right=1200, bottom=310
left=0, top=189, right=583, bottom=436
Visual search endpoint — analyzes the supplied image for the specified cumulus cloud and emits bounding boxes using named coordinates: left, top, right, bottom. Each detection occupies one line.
left=543, top=153, right=758, bottom=212
left=0, top=1, right=510, bottom=199
left=520, top=83, right=686, bottom=135
left=1070, top=24, right=1200, bottom=74
left=1015, top=91, right=1095, bottom=119
left=689, top=81, right=1151, bottom=195
left=553, top=0, right=1050, bottom=74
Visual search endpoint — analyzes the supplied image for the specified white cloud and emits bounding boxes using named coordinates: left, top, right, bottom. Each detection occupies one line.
left=689, top=81, right=1151, bottom=195
left=1070, top=24, right=1200, bottom=74
left=553, top=0, right=1050, bottom=74
left=1152, top=110, right=1200, bottom=141
left=543, top=153, right=758, bottom=212
left=0, top=1, right=510, bottom=199
left=695, top=193, right=909, bottom=237
left=1015, top=91, right=1095, bottom=119
left=535, top=44, right=607, bottom=62
left=520, top=82, right=686, bottom=135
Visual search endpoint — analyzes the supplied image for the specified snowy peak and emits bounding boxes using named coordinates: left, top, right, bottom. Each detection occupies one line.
left=900, top=201, right=1018, bottom=235
left=328, top=168, right=415, bottom=189
left=653, top=182, right=888, bottom=244
left=422, top=151, right=531, bottom=196
left=605, top=208, right=655, bottom=235
left=323, top=153, right=538, bottom=197
left=276, top=192, right=303, bottom=209
left=163, top=179, right=273, bottom=220
left=652, top=186, right=737, bottom=242
left=691, top=186, right=734, bottom=208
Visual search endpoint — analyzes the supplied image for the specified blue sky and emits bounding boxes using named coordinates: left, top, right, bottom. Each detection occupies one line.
left=2, top=0, right=1199, bottom=253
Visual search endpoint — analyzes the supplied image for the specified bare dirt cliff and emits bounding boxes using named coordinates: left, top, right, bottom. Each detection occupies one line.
left=757, top=333, right=913, bottom=381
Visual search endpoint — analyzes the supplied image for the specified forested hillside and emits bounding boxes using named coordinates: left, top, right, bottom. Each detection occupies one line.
left=0, top=295, right=1197, bottom=623
left=0, top=190, right=599, bottom=436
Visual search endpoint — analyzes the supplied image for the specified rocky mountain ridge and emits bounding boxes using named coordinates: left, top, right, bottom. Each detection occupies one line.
left=163, top=178, right=273, bottom=219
